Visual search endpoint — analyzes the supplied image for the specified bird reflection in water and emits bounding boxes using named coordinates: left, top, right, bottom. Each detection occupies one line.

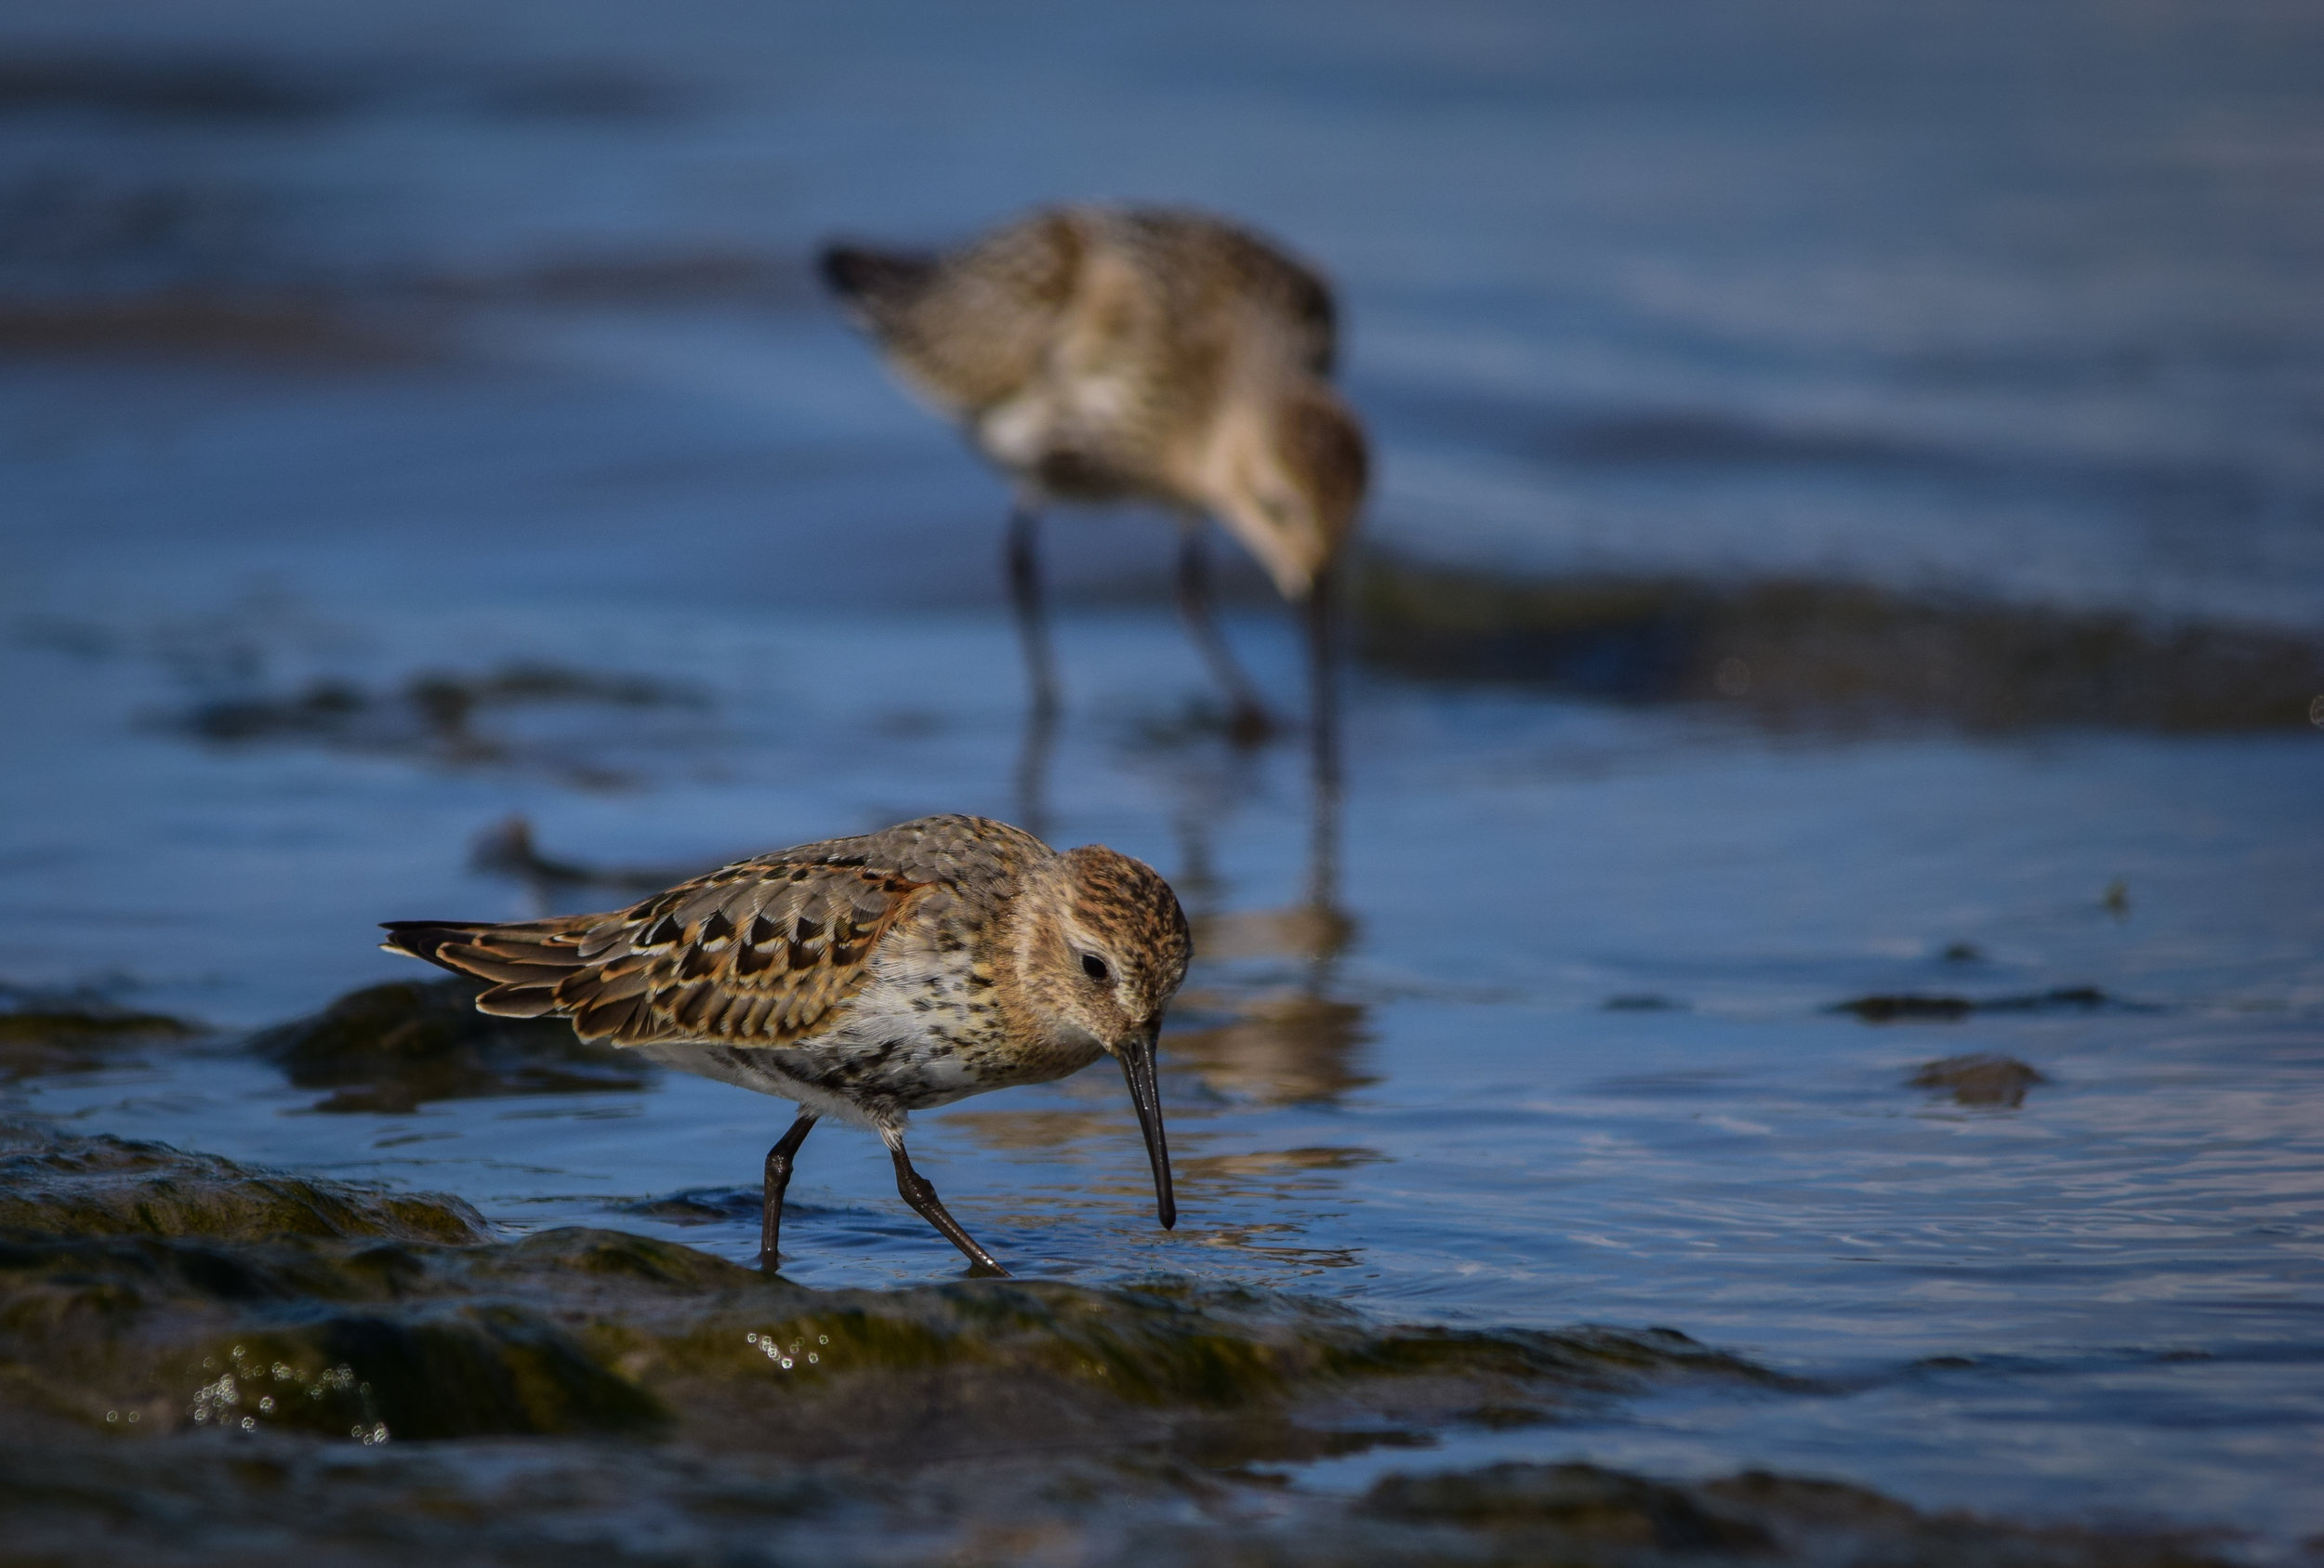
left=1168, top=581, right=1371, bottom=1109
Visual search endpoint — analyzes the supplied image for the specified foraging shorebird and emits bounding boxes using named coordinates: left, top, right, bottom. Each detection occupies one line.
left=821, top=205, right=1369, bottom=741
left=382, top=813, right=1190, bottom=1275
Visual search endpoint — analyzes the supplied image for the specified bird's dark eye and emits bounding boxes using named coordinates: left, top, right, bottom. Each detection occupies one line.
left=1080, top=952, right=1110, bottom=982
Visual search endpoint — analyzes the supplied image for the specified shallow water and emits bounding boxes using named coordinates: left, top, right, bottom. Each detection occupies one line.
left=5, top=0, right=2324, bottom=1555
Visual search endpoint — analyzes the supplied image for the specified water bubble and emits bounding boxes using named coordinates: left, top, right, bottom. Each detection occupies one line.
left=105, top=1411, right=118, bottom=1424
left=816, top=1335, right=828, bottom=1345
left=239, top=1416, right=255, bottom=1432
left=258, top=1396, right=275, bottom=1414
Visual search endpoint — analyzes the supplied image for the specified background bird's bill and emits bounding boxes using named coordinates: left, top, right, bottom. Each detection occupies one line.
left=1116, top=1025, right=1176, bottom=1228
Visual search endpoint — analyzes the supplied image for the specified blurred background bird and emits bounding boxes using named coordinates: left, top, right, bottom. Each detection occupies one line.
left=820, top=205, right=1369, bottom=745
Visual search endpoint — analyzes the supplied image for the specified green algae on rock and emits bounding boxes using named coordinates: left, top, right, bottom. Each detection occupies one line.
left=249, top=976, right=650, bottom=1112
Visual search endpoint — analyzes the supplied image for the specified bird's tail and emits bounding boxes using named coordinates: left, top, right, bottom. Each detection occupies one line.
left=380, top=917, right=591, bottom=1019
left=817, top=244, right=938, bottom=324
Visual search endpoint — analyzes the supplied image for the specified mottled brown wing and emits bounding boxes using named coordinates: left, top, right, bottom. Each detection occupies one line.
left=880, top=210, right=1084, bottom=413
left=384, top=857, right=932, bottom=1049
left=1123, top=209, right=1340, bottom=377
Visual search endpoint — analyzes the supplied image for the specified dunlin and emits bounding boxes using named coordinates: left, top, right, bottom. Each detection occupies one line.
left=821, top=205, right=1369, bottom=740
left=383, top=814, right=1191, bottom=1275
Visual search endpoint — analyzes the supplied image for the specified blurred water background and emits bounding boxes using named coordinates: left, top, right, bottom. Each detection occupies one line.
left=4, top=0, right=2322, bottom=1555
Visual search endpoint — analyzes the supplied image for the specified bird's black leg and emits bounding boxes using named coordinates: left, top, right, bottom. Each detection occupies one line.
left=890, top=1142, right=1010, bottom=1276
left=1303, top=561, right=1344, bottom=914
left=1006, top=504, right=1062, bottom=721
left=759, top=1111, right=817, bottom=1269
left=1174, top=524, right=1280, bottom=745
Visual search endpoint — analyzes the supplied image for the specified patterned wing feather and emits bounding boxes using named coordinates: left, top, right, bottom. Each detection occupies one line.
left=383, top=857, right=933, bottom=1050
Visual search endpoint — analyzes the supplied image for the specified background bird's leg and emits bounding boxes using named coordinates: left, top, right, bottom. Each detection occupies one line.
left=1174, top=520, right=1280, bottom=745
left=1012, top=682, right=1058, bottom=841
left=759, top=1111, right=817, bottom=1269
left=1302, top=560, right=1344, bottom=916
left=1005, top=502, right=1062, bottom=721
left=889, top=1141, right=1010, bottom=1275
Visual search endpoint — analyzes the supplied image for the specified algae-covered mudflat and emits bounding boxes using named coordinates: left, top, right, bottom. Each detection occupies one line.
left=5, top=0, right=2323, bottom=1561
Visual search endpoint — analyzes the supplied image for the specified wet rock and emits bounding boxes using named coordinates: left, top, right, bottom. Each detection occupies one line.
left=1350, top=1461, right=2236, bottom=1568
left=0, top=1129, right=1773, bottom=1464
left=0, top=1433, right=2242, bottom=1567
left=248, top=977, right=651, bottom=1113
left=618, top=1186, right=769, bottom=1226
left=1360, top=1461, right=1775, bottom=1552
left=1909, top=1053, right=2050, bottom=1108
left=0, top=1128, right=488, bottom=1243
left=174, top=662, right=707, bottom=784
left=0, top=1130, right=2239, bottom=1566
left=1356, top=557, right=2324, bottom=731
left=0, top=1005, right=198, bottom=1080
left=1832, top=986, right=2114, bottom=1023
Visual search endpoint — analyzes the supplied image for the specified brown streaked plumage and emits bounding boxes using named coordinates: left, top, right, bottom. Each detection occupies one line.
left=821, top=205, right=1369, bottom=740
left=382, top=814, right=1191, bottom=1275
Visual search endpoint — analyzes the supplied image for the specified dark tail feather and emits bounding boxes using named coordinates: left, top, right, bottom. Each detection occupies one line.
left=817, top=244, right=937, bottom=315
left=380, top=920, right=487, bottom=970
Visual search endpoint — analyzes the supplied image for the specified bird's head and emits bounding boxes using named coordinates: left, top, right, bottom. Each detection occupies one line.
left=1010, top=844, right=1192, bottom=1227
left=1208, top=381, right=1369, bottom=601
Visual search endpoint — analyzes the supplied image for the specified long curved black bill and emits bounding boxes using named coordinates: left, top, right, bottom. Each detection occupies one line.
left=1116, top=1027, right=1176, bottom=1229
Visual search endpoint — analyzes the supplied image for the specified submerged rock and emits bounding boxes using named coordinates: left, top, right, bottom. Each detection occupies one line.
left=172, top=661, right=710, bottom=786
left=1832, top=986, right=2115, bottom=1023
left=1909, top=1053, right=2051, bottom=1108
left=1357, top=557, right=2324, bottom=731
left=1361, top=1461, right=1775, bottom=1552
left=0, top=1005, right=199, bottom=1080
left=1353, top=1462, right=2229, bottom=1568
left=249, top=976, right=651, bottom=1112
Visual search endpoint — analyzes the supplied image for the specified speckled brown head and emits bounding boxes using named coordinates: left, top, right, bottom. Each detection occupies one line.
left=1208, top=380, right=1369, bottom=600
left=1007, top=842, right=1193, bottom=1225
